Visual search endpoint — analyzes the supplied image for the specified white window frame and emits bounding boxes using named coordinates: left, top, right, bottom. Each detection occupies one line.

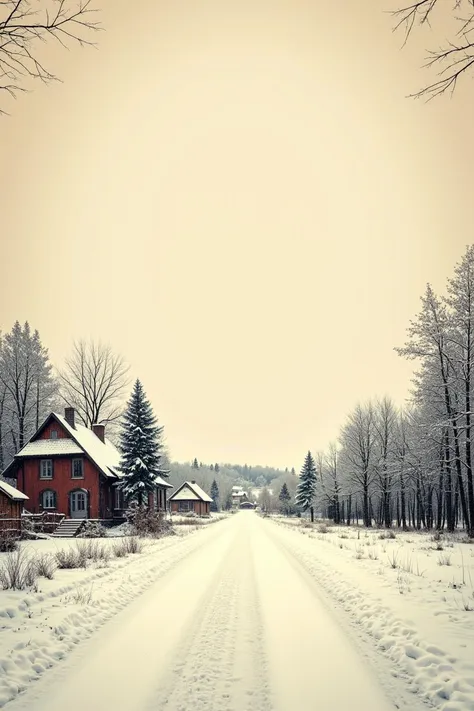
left=41, top=489, right=56, bottom=509
left=71, top=458, right=84, bottom=479
left=40, top=459, right=53, bottom=479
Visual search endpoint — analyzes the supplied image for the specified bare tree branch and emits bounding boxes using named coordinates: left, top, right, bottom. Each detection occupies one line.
left=0, top=0, right=101, bottom=113
left=391, top=0, right=474, bottom=99
left=59, top=340, right=130, bottom=430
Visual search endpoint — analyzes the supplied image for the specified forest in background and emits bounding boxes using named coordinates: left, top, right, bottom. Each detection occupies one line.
left=2, top=245, right=474, bottom=533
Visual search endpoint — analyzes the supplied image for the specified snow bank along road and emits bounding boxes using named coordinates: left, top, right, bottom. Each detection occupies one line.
left=7, top=513, right=430, bottom=711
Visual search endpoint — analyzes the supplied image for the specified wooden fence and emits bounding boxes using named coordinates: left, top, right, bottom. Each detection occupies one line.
left=0, top=512, right=65, bottom=538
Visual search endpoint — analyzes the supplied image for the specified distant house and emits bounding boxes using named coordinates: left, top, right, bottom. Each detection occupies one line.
left=231, top=485, right=247, bottom=507
left=169, top=480, right=213, bottom=516
left=0, top=479, right=29, bottom=534
left=2, top=407, right=173, bottom=521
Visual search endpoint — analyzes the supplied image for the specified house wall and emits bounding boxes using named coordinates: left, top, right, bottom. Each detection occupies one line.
left=170, top=499, right=209, bottom=515
left=17, top=457, right=101, bottom=518
left=39, top=421, right=70, bottom=439
left=0, top=492, right=21, bottom=518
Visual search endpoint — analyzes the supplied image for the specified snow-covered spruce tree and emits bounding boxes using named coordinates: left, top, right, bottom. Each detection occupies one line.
left=278, top=482, right=291, bottom=515
left=210, top=479, right=219, bottom=512
left=118, top=379, right=167, bottom=506
left=295, top=451, right=317, bottom=522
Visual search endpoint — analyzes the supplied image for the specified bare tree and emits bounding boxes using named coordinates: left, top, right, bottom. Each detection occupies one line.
left=391, top=0, right=474, bottom=99
left=339, top=402, right=377, bottom=527
left=373, top=396, right=398, bottom=528
left=0, top=0, right=101, bottom=112
left=59, top=340, right=130, bottom=428
left=321, top=442, right=342, bottom=524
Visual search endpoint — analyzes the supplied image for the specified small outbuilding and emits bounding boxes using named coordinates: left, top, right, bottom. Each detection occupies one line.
left=169, top=480, right=213, bottom=516
left=0, top=479, right=29, bottom=535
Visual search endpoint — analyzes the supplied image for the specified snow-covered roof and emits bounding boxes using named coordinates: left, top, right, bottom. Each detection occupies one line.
left=10, top=413, right=122, bottom=480
left=15, top=439, right=84, bottom=457
left=155, top=475, right=173, bottom=489
left=169, top=481, right=213, bottom=503
left=0, top=479, right=29, bottom=501
left=54, top=414, right=122, bottom=479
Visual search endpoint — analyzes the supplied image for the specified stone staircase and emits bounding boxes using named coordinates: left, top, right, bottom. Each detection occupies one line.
left=51, top=519, right=84, bottom=538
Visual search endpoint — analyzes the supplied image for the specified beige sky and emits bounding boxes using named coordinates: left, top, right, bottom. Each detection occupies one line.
left=1, top=0, right=473, bottom=469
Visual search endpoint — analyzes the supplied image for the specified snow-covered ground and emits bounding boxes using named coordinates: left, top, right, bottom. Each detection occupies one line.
left=0, top=516, right=227, bottom=708
left=1, top=511, right=473, bottom=710
left=269, top=515, right=474, bottom=711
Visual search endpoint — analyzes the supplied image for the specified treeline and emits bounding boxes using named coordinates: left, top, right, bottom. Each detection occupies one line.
left=312, top=245, right=474, bottom=536
left=168, top=461, right=297, bottom=510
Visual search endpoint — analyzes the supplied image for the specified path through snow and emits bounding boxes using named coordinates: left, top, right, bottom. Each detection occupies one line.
left=6, top=513, right=425, bottom=711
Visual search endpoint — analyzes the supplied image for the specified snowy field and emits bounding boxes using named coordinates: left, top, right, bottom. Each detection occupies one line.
left=1, top=511, right=474, bottom=711
left=270, top=515, right=474, bottom=711
left=0, top=514, right=228, bottom=708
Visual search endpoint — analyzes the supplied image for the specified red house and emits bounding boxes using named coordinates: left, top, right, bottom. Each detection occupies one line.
left=169, top=480, right=213, bottom=516
left=3, top=407, right=172, bottom=521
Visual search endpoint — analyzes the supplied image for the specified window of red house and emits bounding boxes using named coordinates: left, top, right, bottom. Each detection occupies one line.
left=40, top=460, right=53, bottom=479
left=71, top=459, right=84, bottom=479
left=41, top=490, right=56, bottom=509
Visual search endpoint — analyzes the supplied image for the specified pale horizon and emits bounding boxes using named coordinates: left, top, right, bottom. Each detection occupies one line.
left=2, top=0, right=473, bottom=470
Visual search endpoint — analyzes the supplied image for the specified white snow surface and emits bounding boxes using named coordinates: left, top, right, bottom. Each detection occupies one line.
left=13, top=440, right=83, bottom=457
left=1, top=513, right=473, bottom=710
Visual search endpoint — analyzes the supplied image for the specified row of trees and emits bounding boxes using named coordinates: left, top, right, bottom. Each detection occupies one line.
left=287, top=246, right=474, bottom=536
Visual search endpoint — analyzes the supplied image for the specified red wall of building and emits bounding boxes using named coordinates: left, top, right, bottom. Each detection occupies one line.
left=170, top=500, right=210, bottom=515
left=39, top=420, right=70, bottom=439
left=17, top=456, right=101, bottom=518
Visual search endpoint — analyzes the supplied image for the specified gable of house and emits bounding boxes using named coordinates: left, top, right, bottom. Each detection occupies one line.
left=4, top=412, right=121, bottom=482
left=169, top=481, right=213, bottom=503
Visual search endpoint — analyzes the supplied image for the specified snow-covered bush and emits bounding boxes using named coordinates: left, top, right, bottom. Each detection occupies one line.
left=34, top=553, right=56, bottom=579
left=55, top=547, right=88, bottom=569
left=0, top=533, right=18, bottom=552
left=125, top=502, right=173, bottom=538
left=0, top=549, right=38, bottom=590
left=78, top=521, right=107, bottom=538
left=112, top=536, right=143, bottom=556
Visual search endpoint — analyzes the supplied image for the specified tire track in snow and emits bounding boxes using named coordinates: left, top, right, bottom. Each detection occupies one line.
left=146, top=525, right=271, bottom=711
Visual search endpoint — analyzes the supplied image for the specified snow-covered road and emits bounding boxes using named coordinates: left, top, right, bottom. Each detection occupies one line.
left=7, top=513, right=420, bottom=711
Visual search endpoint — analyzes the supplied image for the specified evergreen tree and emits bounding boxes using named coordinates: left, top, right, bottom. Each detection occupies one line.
left=210, top=464, right=214, bottom=471
left=224, top=491, right=233, bottom=510
left=192, top=458, right=199, bottom=469
left=210, top=479, right=219, bottom=512
left=291, top=467, right=296, bottom=476
left=118, top=379, right=167, bottom=505
left=295, top=451, right=317, bottom=522
left=215, top=463, right=220, bottom=473
left=279, top=482, right=291, bottom=515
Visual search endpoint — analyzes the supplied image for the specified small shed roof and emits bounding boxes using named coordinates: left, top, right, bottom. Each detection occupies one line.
left=0, top=479, right=29, bottom=501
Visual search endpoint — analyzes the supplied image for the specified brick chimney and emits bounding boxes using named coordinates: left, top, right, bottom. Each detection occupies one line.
left=92, top=424, right=105, bottom=443
left=191, top=480, right=196, bottom=484
left=64, top=407, right=75, bottom=429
